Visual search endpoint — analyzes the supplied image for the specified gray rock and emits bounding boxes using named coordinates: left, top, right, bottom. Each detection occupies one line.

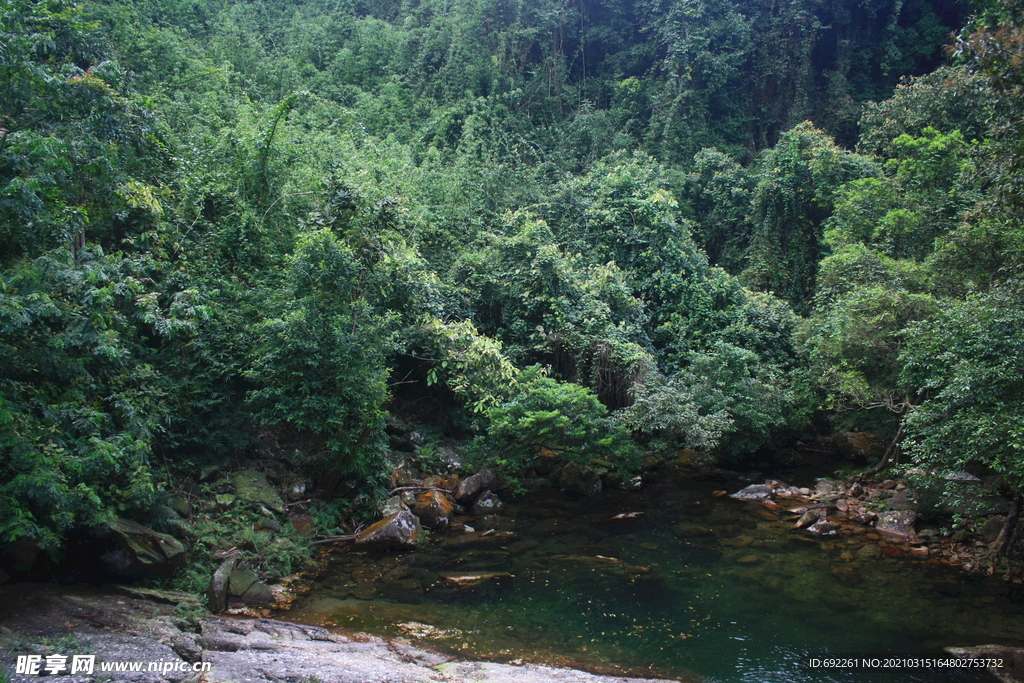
left=436, top=446, right=463, bottom=470
left=455, top=468, right=498, bottom=502
left=559, top=462, right=602, bottom=497
left=730, top=484, right=772, bottom=501
left=238, top=581, right=274, bottom=606
left=886, top=489, right=918, bottom=511
left=795, top=509, right=822, bottom=528
left=254, top=517, right=281, bottom=532
left=622, top=475, right=644, bottom=491
left=945, top=646, right=1024, bottom=683
left=101, top=518, right=187, bottom=579
left=227, top=569, right=259, bottom=597
left=379, top=495, right=408, bottom=518
left=814, top=480, right=835, bottom=495
left=807, top=518, right=837, bottom=537
left=876, top=510, right=917, bottom=540
left=472, top=490, right=504, bottom=516
left=170, top=495, right=192, bottom=517
left=208, top=557, right=237, bottom=614
left=943, top=471, right=982, bottom=483
left=0, top=586, right=697, bottom=683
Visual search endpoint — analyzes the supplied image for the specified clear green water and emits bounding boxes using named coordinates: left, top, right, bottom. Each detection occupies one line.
left=288, top=475, right=1023, bottom=682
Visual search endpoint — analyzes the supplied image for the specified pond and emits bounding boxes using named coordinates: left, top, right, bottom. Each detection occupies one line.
left=287, top=472, right=1024, bottom=682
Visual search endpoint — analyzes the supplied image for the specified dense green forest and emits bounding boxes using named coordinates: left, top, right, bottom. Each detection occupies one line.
left=2, top=0, right=1023, bottom=568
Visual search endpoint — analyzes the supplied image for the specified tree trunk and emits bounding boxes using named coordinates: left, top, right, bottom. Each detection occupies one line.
left=860, top=421, right=905, bottom=478
left=990, top=492, right=1022, bottom=559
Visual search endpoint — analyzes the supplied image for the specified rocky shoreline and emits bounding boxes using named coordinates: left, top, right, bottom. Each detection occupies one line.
left=0, top=585, right=690, bottom=683
left=728, top=472, right=1024, bottom=582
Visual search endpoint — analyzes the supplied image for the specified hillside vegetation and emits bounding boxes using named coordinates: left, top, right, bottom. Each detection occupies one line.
left=3, top=0, right=1023, bottom=567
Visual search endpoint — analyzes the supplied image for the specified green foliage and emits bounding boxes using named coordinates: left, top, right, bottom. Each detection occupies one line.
left=171, top=499, right=312, bottom=596
left=800, top=246, right=938, bottom=416
left=0, top=248, right=181, bottom=549
left=246, top=229, right=394, bottom=477
left=417, top=318, right=519, bottom=414
left=0, top=0, right=167, bottom=262
left=682, top=148, right=754, bottom=274
left=0, top=0, right=988, bottom=570
left=479, top=366, right=640, bottom=474
left=856, top=66, right=989, bottom=159
left=620, top=342, right=799, bottom=457
left=743, top=122, right=877, bottom=312
left=450, top=208, right=649, bottom=398
left=900, top=286, right=1024, bottom=485
left=826, top=128, right=978, bottom=261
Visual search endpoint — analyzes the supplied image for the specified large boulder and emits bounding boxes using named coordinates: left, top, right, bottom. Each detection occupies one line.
left=100, top=518, right=187, bottom=579
left=230, top=469, right=286, bottom=513
left=409, top=490, right=455, bottom=529
left=876, top=510, right=917, bottom=540
left=454, top=468, right=498, bottom=503
left=355, top=510, right=422, bottom=550
left=227, top=568, right=275, bottom=606
left=559, top=462, right=602, bottom=497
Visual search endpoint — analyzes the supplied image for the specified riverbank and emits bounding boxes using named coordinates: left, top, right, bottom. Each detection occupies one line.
left=0, top=584, right=689, bottom=682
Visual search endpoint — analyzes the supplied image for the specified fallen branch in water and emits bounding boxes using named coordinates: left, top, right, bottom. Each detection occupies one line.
left=312, top=534, right=359, bottom=545
left=389, top=486, right=452, bottom=495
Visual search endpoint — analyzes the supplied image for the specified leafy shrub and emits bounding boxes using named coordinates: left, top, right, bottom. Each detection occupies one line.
left=476, top=366, right=640, bottom=475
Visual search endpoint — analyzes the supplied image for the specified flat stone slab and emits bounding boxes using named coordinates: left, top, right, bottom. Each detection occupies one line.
left=0, top=586, right=693, bottom=683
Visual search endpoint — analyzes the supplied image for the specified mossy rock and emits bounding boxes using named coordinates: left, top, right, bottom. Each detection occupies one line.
left=229, top=470, right=285, bottom=513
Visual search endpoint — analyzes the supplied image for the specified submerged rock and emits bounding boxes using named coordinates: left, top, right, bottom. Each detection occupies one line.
left=437, top=571, right=512, bottom=588
left=355, top=510, right=422, bottom=549
left=806, top=518, right=838, bottom=537
left=672, top=523, right=714, bottom=538
left=440, top=530, right=518, bottom=550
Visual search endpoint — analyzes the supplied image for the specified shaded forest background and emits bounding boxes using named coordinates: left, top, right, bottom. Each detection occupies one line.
left=3, top=0, right=1023, bottom=566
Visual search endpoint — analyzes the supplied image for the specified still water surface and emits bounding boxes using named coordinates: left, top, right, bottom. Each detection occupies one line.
left=289, top=474, right=1023, bottom=682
